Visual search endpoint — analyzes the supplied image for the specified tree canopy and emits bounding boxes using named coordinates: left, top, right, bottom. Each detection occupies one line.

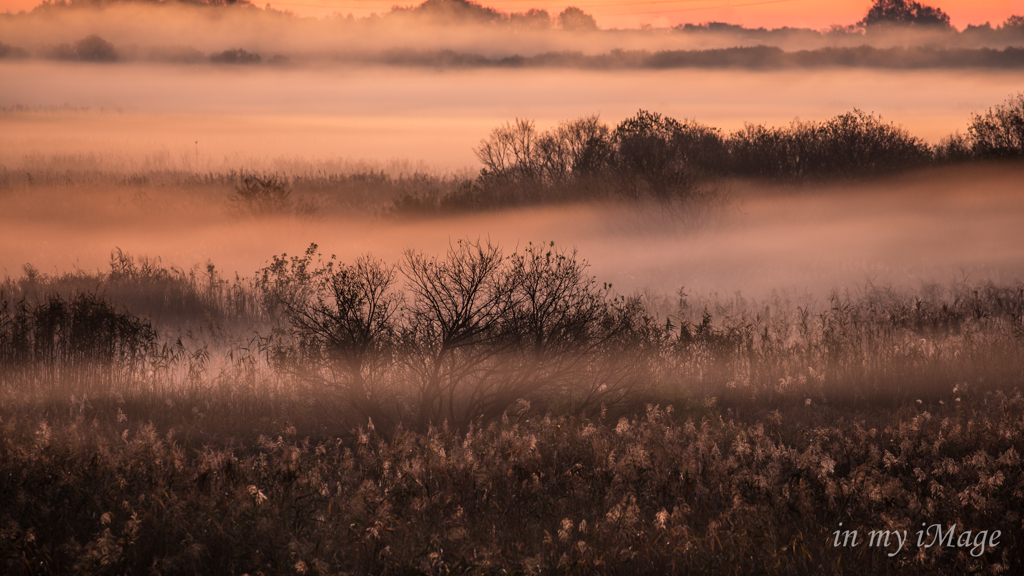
left=860, top=0, right=952, bottom=28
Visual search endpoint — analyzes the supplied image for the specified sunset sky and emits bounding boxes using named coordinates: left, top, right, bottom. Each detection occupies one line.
left=0, top=0, right=1021, bottom=29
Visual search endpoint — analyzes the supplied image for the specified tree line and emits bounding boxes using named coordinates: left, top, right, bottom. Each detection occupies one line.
left=389, top=93, right=1024, bottom=211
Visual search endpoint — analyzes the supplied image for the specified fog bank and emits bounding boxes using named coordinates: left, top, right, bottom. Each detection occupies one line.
left=4, top=62, right=1022, bottom=168
left=2, top=165, right=1022, bottom=301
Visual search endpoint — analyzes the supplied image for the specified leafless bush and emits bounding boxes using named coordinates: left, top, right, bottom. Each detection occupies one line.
left=230, top=173, right=292, bottom=215
left=258, top=240, right=657, bottom=431
left=257, top=244, right=402, bottom=428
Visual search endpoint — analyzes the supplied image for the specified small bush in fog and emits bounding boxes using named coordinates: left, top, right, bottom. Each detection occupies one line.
left=210, top=48, right=262, bottom=64
left=231, top=172, right=292, bottom=215
left=74, top=34, right=117, bottom=62
left=0, top=41, right=29, bottom=59
left=257, top=244, right=402, bottom=428
left=48, top=35, right=118, bottom=62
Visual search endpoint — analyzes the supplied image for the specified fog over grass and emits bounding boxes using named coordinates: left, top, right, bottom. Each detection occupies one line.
left=2, top=162, right=1022, bottom=301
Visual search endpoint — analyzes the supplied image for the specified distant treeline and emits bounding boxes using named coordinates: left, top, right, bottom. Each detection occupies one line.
left=8, top=37, right=1024, bottom=70
left=13, top=0, right=1024, bottom=36
left=375, top=45, right=1024, bottom=70
left=390, top=93, right=1024, bottom=212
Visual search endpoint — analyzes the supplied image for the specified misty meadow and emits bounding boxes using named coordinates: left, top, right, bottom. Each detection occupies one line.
left=2, top=0, right=1024, bottom=574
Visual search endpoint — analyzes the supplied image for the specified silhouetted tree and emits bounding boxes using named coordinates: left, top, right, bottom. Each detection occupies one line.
left=475, top=119, right=541, bottom=184
left=231, top=173, right=290, bottom=214
left=860, top=0, right=952, bottom=28
left=211, top=48, right=261, bottom=64
left=401, top=240, right=515, bottom=430
left=558, top=7, right=598, bottom=31
left=393, top=0, right=504, bottom=25
left=509, top=8, right=551, bottom=30
left=258, top=244, right=401, bottom=429
left=75, top=35, right=117, bottom=61
left=1002, top=15, right=1024, bottom=31
left=968, top=92, right=1024, bottom=159
left=612, top=110, right=724, bottom=199
left=536, top=114, right=613, bottom=184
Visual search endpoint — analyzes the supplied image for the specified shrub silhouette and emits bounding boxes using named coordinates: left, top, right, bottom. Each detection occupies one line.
left=259, top=240, right=656, bottom=431
left=729, top=110, right=931, bottom=180
left=475, top=118, right=542, bottom=185
left=231, top=173, right=292, bottom=215
left=860, top=0, right=952, bottom=29
left=612, top=110, right=726, bottom=199
left=257, top=244, right=402, bottom=428
left=210, top=48, right=262, bottom=64
left=74, top=34, right=117, bottom=62
left=474, top=115, right=615, bottom=204
left=968, top=92, right=1024, bottom=159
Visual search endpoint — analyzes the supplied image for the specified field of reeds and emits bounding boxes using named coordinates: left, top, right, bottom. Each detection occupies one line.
left=2, top=242, right=1023, bottom=574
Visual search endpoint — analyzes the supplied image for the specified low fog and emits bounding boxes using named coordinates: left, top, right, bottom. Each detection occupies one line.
left=2, top=165, right=1023, bottom=303
left=3, top=62, right=1023, bottom=168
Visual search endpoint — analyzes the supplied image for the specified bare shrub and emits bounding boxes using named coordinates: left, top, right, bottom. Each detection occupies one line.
left=475, top=119, right=541, bottom=183
left=257, top=244, right=402, bottom=428
left=257, top=240, right=657, bottom=431
left=231, top=173, right=292, bottom=215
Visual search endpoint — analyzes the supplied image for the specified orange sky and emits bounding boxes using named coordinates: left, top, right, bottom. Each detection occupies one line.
left=0, top=0, right=1020, bottom=29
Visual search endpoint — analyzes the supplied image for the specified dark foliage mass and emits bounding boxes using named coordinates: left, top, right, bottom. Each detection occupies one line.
left=209, top=48, right=261, bottom=64
left=0, top=290, right=154, bottom=376
left=860, top=0, right=952, bottom=29
left=230, top=172, right=291, bottom=214
left=968, top=93, right=1024, bottom=159
left=398, top=95, right=1024, bottom=212
left=0, top=41, right=30, bottom=59
left=3, top=398, right=1023, bottom=575
left=372, top=45, right=1024, bottom=70
left=47, top=34, right=118, bottom=62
